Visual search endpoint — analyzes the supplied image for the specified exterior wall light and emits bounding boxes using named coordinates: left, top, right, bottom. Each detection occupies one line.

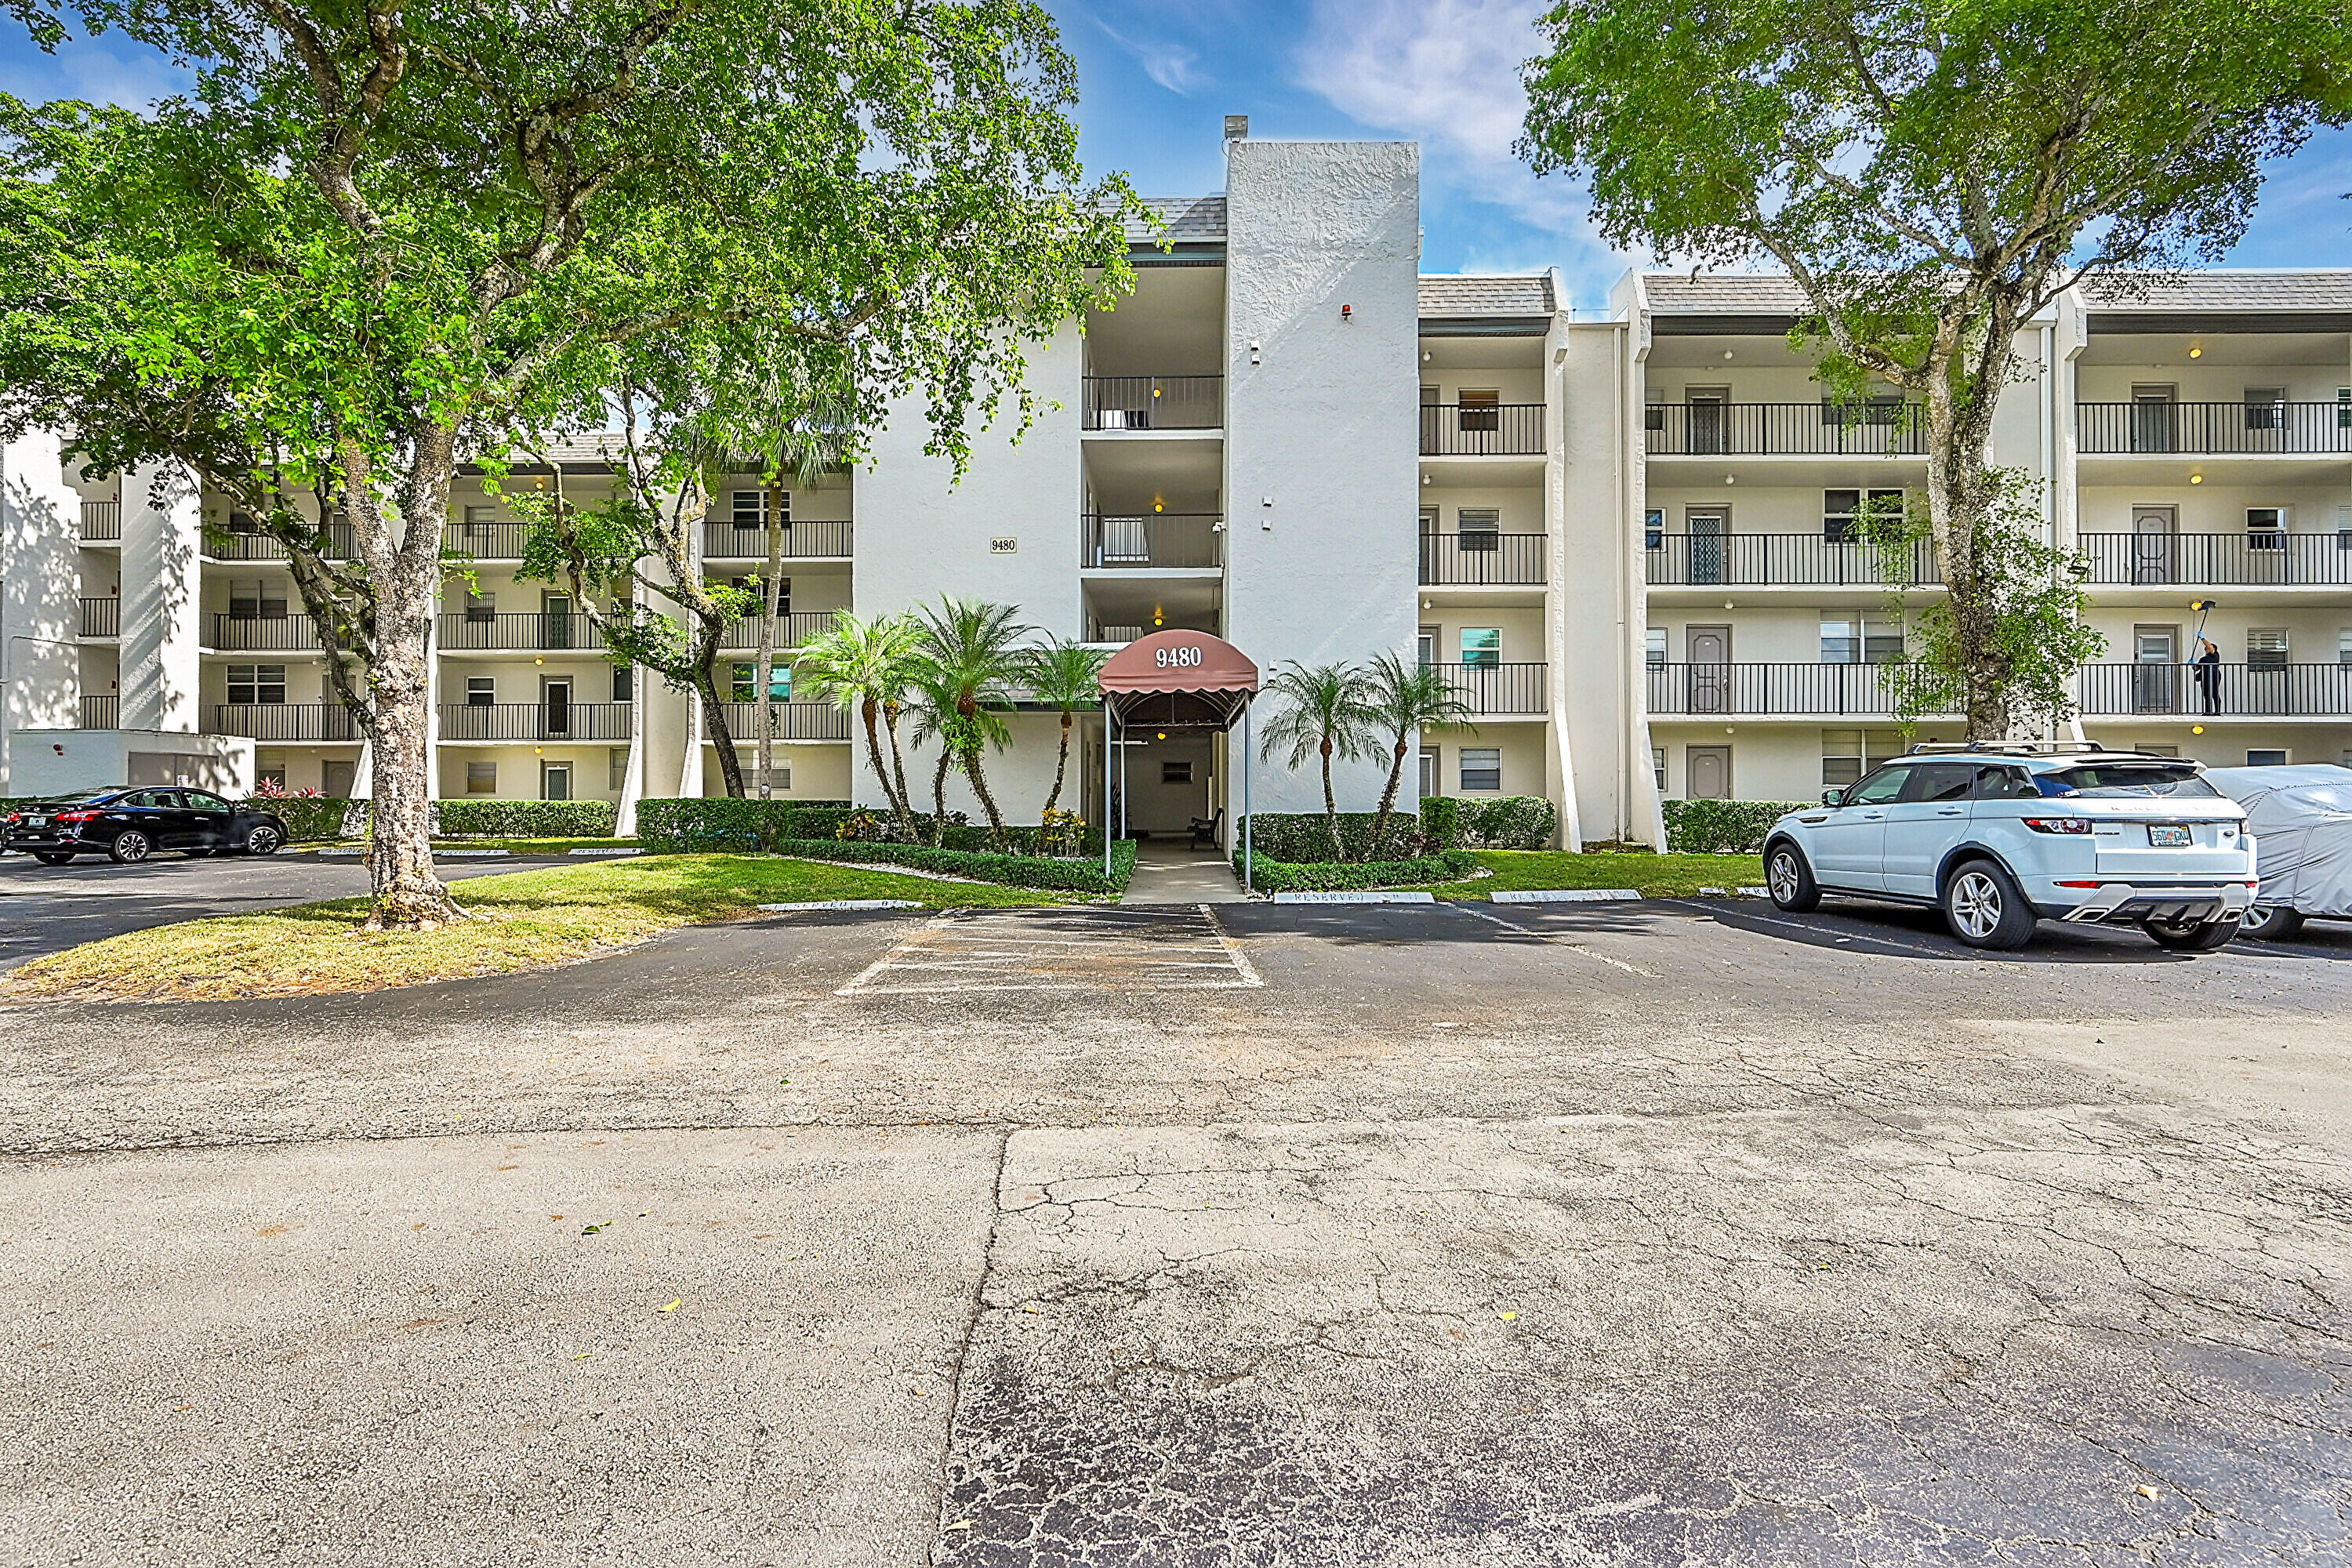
left=2192, top=724, right=2206, bottom=735
left=2190, top=472, right=2204, bottom=485
left=2189, top=345, right=2203, bottom=358
left=1341, top=304, right=1352, bottom=321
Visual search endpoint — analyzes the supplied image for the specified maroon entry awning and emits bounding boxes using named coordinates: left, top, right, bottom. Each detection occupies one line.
left=1098, top=630, right=1259, bottom=729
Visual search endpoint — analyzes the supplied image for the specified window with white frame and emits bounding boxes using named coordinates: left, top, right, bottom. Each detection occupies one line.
left=612, top=665, right=633, bottom=702
left=2247, top=507, right=2285, bottom=551
left=2340, top=629, right=2352, bottom=666
left=1821, top=728, right=1904, bottom=788
left=1460, top=629, right=1501, bottom=669
left=731, top=489, right=768, bottom=528
left=466, top=761, right=497, bottom=794
left=2247, top=628, right=2289, bottom=670
left=1820, top=619, right=1903, bottom=664
left=227, top=663, right=286, bottom=705
left=731, top=662, right=792, bottom=702
left=1418, top=748, right=1437, bottom=797
left=1456, top=508, right=1501, bottom=551
left=1644, top=508, right=1664, bottom=550
left=1824, top=488, right=1904, bottom=545
left=1646, top=628, right=1668, bottom=668
left=464, top=587, right=495, bottom=622
left=2244, top=387, right=2287, bottom=430
left=609, top=748, right=629, bottom=792
left=1652, top=746, right=1666, bottom=793
left=1458, top=747, right=1502, bottom=792
left=466, top=676, right=495, bottom=706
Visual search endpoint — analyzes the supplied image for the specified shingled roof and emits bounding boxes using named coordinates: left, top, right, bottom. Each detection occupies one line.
left=2082, top=271, right=2352, bottom=313
left=1127, top=196, right=1227, bottom=246
left=1641, top=273, right=1812, bottom=315
left=1417, top=274, right=1557, bottom=319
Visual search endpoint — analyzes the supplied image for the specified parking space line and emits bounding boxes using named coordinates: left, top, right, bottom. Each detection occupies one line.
left=1446, top=902, right=1658, bottom=978
left=1667, top=900, right=1961, bottom=960
left=835, top=904, right=1263, bottom=996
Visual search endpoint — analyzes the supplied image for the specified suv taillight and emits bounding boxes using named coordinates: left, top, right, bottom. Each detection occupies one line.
left=2022, top=817, right=2093, bottom=835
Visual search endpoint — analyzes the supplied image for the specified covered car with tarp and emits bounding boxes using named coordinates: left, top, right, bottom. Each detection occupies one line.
left=2205, top=764, right=2352, bottom=938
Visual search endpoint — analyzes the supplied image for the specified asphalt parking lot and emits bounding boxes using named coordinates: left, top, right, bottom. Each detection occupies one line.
left=4, top=882, right=2351, bottom=1565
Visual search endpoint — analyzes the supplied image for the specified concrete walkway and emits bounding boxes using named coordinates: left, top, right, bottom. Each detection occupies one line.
left=1118, top=837, right=1251, bottom=903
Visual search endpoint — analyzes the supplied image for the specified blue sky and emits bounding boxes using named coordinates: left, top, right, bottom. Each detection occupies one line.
left=5, top=0, right=2346, bottom=312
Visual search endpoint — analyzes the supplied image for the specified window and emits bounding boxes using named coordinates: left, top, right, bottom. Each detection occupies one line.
left=1845, top=767, right=1909, bottom=806
left=2244, top=388, right=2286, bottom=430
left=186, top=790, right=230, bottom=812
left=462, top=504, right=499, bottom=548
left=2247, top=628, right=2289, bottom=670
left=464, top=589, right=496, bottom=622
left=2247, top=507, right=2285, bottom=552
left=1459, top=747, right=1502, bottom=792
left=1652, top=746, right=1666, bottom=793
left=1900, top=763, right=1976, bottom=803
left=228, top=579, right=286, bottom=619
left=227, top=663, right=286, bottom=705
left=609, top=748, right=630, bottom=792
left=1644, top=401, right=1666, bottom=432
left=1161, top=760, right=1194, bottom=785
left=466, top=761, right=497, bottom=794
left=1417, top=625, right=1438, bottom=666
left=1418, top=749, right=1437, bottom=797
left=1823, top=393, right=1904, bottom=427
left=2246, top=750, right=2289, bottom=768
left=1460, top=629, right=1501, bottom=669
left=542, top=763, right=572, bottom=802
left=1820, top=620, right=1901, bottom=664
left=1969, top=764, right=2038, bottom=800
left=1824, top=488, right=1904, bottom=545
left=731, top=489, right=768, bottom=528
left=612, top=665, right=633, bottom=702
left=2135, top=744, right=2180, bottom=757
left=1457, top=389, right=1500, bottom=433
left=731, top=663, right=792, bottom=702
left=1457, top=508, right=1500, bottom=552
left=1821, top=728, right=1902, bottom=788
left=2340, top=630, right=2352, bottom=667
left=466, top=677, right=495, bottom=706
left=1646, top=628, right=1668, bottom=669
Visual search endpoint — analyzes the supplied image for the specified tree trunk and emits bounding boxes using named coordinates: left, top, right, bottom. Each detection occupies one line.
left=1041, top=713, right=1072, bottom=817
left=755, top=478, right=784, bottom=797
left=1368, top=735, right=1407, bottom=861
left=1319, top=737, right=1342, bottom=861
left=858, top=697, right=902, bottom=819
left=695, top=661, right=746, bottom=799
left=964, top=746, right=1009, bottom=847
left=1918, top=294, right=2023, bottom=742
left=930, top=749, right=953, bottom=846
left=884, top=702, right=915, bottom=834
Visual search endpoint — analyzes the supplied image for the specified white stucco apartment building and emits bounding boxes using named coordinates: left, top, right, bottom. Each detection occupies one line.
left=5, top=127, right=2349, bottom=842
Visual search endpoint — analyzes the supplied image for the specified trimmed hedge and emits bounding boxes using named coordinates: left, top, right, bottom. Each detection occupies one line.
left=1662, top=798, right=1810, bottom=855
left=437, top=799, right=617, bottom=838
left=1234, top=848, right=1479, bottom=893
left=263, top=797, right=357, bottom=843
left=1240, top=811, right=1425, bottom=862
left=1418, top=796, right=1462, bottom=851
left=768, top=837, right=1137, bottom=895
left=1456, top=796, right=1556, bottom=850
left=637, top=798, right=844, bottom=852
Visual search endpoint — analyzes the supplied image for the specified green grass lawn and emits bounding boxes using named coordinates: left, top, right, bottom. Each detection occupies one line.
left=4, top=854, right=1067, bottom=1004
left=291, top=837, right=641, bottom=854
left=1417, top=849, right=1766, bottom=900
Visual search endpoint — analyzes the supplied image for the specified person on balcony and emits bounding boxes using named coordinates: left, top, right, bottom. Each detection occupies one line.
left=2194, top=637, right=2223, bottom=717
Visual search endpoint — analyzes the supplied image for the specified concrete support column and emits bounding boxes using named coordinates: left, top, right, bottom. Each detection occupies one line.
left=1, top=430, right=85, bottom=792
left=118, top=459, right=203, bottom=734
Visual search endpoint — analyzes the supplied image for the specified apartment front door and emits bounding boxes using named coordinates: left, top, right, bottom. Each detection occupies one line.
left=321, top=760, right=355, bottom=798
left=1687, top=625, right=1731, bottom=713
left=1686, top=505, right=1730, bottom=585
left=542, top=593, right=574, bottom=651
left=1686, top=387, right=1730, bottom=456
left=2134, top=625, right=2180, bottom=713
left=2131, top=384, right=2176, bottom=454
left=543, top=676, right=573, bottom=738
left=1686, top=746, right=1732, bottom=800
left=2132, top=505, right=2177, bottom=585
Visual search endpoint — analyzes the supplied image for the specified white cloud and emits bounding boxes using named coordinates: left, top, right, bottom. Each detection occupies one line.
left=1091, top=14, right=1205, bottom=96
left=0, top=29, right=190, bottom=108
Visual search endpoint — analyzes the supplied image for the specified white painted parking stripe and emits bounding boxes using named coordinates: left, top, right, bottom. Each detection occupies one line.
left=835, top=903, right=1261, bottom=996
left=1446, top=903, right=1657, bottom=978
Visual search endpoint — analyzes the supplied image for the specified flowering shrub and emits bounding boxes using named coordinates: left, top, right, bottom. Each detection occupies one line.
left=249, top=779, right=323, bottom=800
left=1037, top=808, right=1087, bottom=857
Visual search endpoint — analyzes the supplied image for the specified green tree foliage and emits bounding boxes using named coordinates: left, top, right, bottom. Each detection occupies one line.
left=1359, top=653, right=1474, bottom=858
left=1023, top=638, right=1112, bottom=819
left=913, top=598, right=1032, bottom=848
left=1523, top=0, right=2350, bottom=739
left=0, top=0, right=1135, bottom=924
left=1256, top=661, right=1377, bottom=862
left=794, top=610, right=926, bottom=833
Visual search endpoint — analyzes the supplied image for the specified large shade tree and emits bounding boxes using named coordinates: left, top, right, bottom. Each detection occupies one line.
left=1523, top=0, right=2352, bottom=739
left=0, top=0, right=1134, bottom=926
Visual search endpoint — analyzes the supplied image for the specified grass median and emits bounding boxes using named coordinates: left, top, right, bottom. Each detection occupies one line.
left=1418, top=849, right=1767, bottom=899
left=3, top=853, right=1069, bottom=1003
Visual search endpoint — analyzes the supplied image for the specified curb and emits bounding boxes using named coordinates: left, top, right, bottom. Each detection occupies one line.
left=1492, top=887, right=1642, bottom=904
left=757, top=899, right=924, bottom=913
left=1271, top=890, right=1436, bottom=906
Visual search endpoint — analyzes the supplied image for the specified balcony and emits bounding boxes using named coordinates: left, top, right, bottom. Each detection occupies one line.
left=79, top=500, right=120, bottom=542
left=1646, top=533, right=1941, bottom=587
left=1081, top=514, right=1222, bottom=570
left=1421, top=532, right=1544, bottom=586
left=1428, top=661, right=1547, bottom=716
left=1421, top=403, right=1545, bottom=456
left=207, top=522, right=358, bottom=561
left=78, top=597, right=120, bottom=638
left=720, top=611, right=833, bottom=651
left=1648, top=662, right=1920, bottom=717
left=78, top=695, right=118, bottom=729
left=209, top=703, right=365, bottom=742
left=212, top=612, right=321, bottom=652
left=2077, top=662, right=2352, bottom=718
left=437, top=610, right=605, bottom=652
left=1082, top=375, right=1222, bottom=432
left=699, top=518, right=855, bottom=560
left=1644, top=402, right=1926, bottom=457
left=444, top=519, right=530, bottom=559
left=439, top=701, right=632, bottom=742
left=2079, top=532, right=2352, bottom=586
left=715, top=701, right=851, bottom=742
left=2077, top=402, right=2352, bottom=456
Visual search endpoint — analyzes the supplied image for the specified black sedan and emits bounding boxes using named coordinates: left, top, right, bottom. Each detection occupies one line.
left=2, top=788, right=289, bottom=864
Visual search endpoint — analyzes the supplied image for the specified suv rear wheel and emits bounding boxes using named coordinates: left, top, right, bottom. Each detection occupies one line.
left=1765, top=841, right=1820, bottom=912
left=1943, top=859, right=2036, bottom=950
left=2238, top=904, right=2303, bottom=941
left=2144, top=916, right=2236, bottom=951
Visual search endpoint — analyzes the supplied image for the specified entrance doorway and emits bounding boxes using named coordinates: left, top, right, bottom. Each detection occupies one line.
left=1686, top=624, right=1732, bottom=713
left=2134, top=624, right=2180, bottom=713
left=1687, top=746, right=1733, bottom=800
left=1686, top=506, right=1730, bottom=585
left=2132, top=505, right=2177, bottom=584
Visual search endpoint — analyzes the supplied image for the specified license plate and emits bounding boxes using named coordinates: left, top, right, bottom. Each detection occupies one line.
left=24, top=816, right=45, bottom=828
left=2147, top=825, right=2193, bottom=847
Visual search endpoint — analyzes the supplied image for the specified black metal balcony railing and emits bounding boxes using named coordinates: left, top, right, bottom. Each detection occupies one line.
left=78, top=597, right=120, bottom=638
left=79, top=695, right=118, bottom=729
left=2079, top=532, right=2352, bottom=586
left=1646, top=533, right=1943, bottom=587
left=444, top=520, right=530, bottom=559
left=1082, top=375, right=1223, bottom=431
left=2077, top=401, right=2352, bottom=456
left=699, top=519, right=855, bottom=560
left=1081, top=514, right=1223, bottom=569
left=1647, top=662, right=1922, bottom=717
left=208, top=703, right=366, bottom=742
left=1421, top=532, right=1545, bottom=586
left=437, top=611, right=606, bottom=652
left=1421, top=403, right=1546, bottom=456
left=211, top=612, right=319, bottom=652
left=1428, top=661, right=1548, bottom=715
left=206, top=522, right=358, bottom=561
left=79, top=500, right=121, bottom=541
left=2078, top=662, right=2352, bottom=718
left=721, top=611, right=833, bottom=650
left=716, top=701, right=852, bottom=742
left=1644, top=401, right=1928, bottom=456
left=439, top=701, right=633, bottom=742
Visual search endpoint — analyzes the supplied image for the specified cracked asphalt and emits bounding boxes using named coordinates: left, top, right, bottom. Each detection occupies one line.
left=3, top=887, right=2350, bottom=1566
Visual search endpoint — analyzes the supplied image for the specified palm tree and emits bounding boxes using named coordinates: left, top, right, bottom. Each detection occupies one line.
left=793, top=611, right=923, bottom=834
left=1025, top=639, right=1112, bottom=818
left=914, top=597, right=1033, bottom=846
left=1257, top=661, right=1377, bottom=861
left=1360, top=652, right=1475, bottom=857
left=900, top=668, right=963, bottom=846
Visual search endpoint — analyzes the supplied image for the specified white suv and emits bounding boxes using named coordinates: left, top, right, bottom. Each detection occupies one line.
left=1760, top=746, right=2256, bottom=951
